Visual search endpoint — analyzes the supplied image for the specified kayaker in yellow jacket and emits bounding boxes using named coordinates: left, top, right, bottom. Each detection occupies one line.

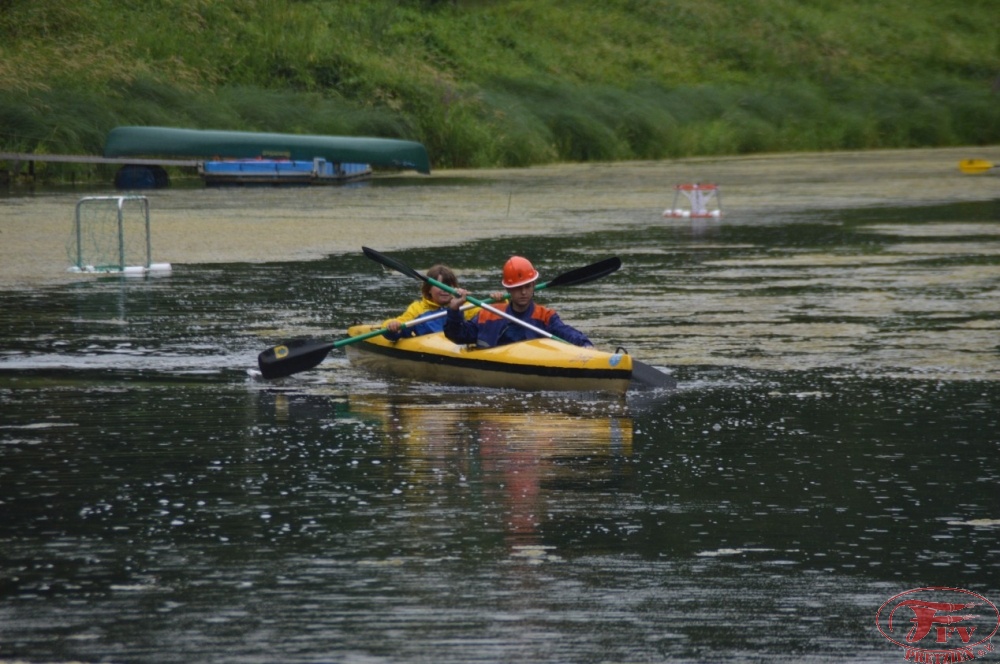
left=382, top=264, right=476, bottom=340
left=444, top=256, right=594, bottom=348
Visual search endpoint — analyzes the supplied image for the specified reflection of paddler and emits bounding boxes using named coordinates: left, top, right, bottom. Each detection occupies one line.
left=476, top=411, right=633, bottom=548
left=479, top=418, right=542, bottom=542
left=338, top=395, right=633, bottom=532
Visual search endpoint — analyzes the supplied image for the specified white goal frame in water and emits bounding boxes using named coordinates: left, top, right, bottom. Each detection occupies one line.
left=662, top=183, right=723, bottom=219
left=70, top=195, right=171, bottom=275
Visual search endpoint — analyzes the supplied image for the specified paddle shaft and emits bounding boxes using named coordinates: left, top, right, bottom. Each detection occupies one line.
left=384, top=272, right=581, bottom=333
left=423, top=274, right=568, bottom=343
left=257, top=300, right=488, bottom=379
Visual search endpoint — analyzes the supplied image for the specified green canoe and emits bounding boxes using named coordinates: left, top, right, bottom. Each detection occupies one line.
left=104, top=126, right=431, bottom=174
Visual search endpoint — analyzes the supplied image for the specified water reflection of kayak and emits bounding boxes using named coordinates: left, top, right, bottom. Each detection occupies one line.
left=344, top=325, right=633, bottom=395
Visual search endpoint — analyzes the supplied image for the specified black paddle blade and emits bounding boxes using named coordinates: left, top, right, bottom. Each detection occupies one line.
left=258, top=338, right=336, bottom=379
left=545, top=257, right=621, bottom=289
left=629, top=360, right=678, bottom=391
left=362, top=247, right=426, bottom=282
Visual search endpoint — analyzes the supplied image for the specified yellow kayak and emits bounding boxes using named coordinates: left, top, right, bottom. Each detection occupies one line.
left=345, top=325, right=633, bottom=394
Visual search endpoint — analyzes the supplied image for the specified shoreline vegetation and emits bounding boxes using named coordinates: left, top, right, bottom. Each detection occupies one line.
left=1, top=0, right=998, bottom=183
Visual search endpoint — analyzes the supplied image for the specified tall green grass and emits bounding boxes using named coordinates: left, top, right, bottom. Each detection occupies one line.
left=1, top=0, right=997, bottom=181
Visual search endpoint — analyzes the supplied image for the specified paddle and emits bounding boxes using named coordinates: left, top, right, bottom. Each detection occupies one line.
left=363, top=246, right=570, bottom=342
left=629, top=359, right=678, bottom=390
left=958, top=159, right=996, bottom=174
left=257, top=256, right=622, bottom=379
left=363, top=247, right=677, bottom=391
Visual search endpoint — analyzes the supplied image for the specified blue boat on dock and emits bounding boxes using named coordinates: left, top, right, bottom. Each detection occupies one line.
left=198, top=157, right=372, bottom=186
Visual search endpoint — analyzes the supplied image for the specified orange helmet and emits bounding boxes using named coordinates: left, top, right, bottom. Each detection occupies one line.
left=501, top=256, right=539, bottom=288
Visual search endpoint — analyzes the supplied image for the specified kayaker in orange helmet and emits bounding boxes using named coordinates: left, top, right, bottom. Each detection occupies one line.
left=444, top=256, right=594, bottom=348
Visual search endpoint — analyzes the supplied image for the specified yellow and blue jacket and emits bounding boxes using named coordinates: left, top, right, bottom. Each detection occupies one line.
left=444, top=301, right=592, bottom=348
left=382, top=297, right=476, bottom=341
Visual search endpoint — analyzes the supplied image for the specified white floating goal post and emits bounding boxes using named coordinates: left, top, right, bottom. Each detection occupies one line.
left=69, top=195, right=171, bottom=274
left=662, top=183, right=723, bottom=219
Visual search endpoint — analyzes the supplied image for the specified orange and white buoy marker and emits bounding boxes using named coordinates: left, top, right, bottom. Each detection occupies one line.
left=663, top=183, right=722, bottom=218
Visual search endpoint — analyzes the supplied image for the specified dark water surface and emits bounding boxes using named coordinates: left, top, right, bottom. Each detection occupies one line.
left=1, top=183, right=999, bottom=662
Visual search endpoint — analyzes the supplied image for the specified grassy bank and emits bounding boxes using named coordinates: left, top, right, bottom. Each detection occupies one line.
left=1, top=0, right=998, bottom=181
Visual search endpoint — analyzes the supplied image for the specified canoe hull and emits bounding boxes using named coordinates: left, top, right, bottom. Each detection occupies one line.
left=345, top=325, right=632, bottom=394
left=104, top=126, right=431, bottom=174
